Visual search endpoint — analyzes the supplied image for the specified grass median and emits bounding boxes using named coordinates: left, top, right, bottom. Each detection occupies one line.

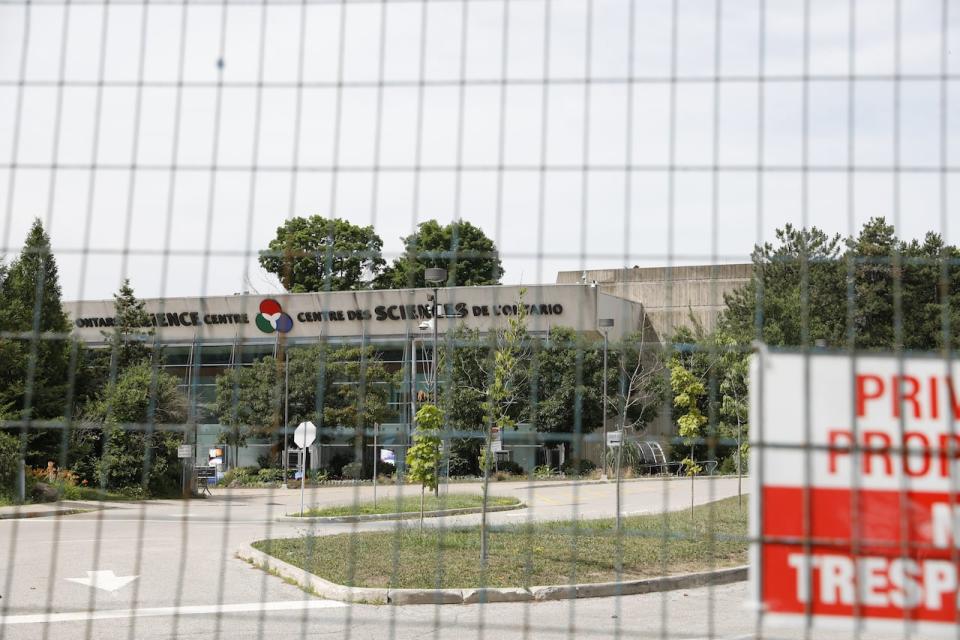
left=292, top=493, right=520, bottom=517
left=256, top=496, right=748, bottom=589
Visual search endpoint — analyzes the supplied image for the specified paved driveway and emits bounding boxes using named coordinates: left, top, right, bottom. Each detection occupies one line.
left=0, top=477, right=772, bottom=640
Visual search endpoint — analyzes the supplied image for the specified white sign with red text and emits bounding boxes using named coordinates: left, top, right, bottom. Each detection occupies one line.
left=751, top=351, right=960, bottom=636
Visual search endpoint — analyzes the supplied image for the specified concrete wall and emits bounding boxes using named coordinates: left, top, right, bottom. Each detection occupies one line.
left=557, top=264, right=751, bottom=340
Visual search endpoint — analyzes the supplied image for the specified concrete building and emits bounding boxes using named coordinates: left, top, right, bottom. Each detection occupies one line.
left=64, top=283, right=646, bottom=473
left=64, top=267, right=752, bottom=474
left=556, top=264, right=752, bottom=341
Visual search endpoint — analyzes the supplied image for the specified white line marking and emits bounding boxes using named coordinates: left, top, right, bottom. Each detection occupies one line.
left=0, top=599, right=347, bottom=626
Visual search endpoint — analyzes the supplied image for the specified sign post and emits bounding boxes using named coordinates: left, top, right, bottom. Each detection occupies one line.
left=178, top=444, right=192, bottom=497
left=293, top=421, right=317, bottom=517
left=751, top=350, right=960, bottom=636
left=491, top=426, right=503, bottom=453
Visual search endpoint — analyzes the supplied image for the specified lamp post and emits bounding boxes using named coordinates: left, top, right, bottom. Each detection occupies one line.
left=424, top=267, right=447, bottom=499
left=424, top=267, right=447, bottom=404
left=598, top=318, right=614, bottom=479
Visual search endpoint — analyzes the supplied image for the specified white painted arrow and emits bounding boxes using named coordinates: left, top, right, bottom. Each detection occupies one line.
left=66, top=571, right=138, bottom=593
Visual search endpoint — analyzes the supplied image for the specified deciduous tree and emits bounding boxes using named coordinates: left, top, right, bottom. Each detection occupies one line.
left=407, top=403, right=442, bottom=531
left=376, top=219, right=504, bottom=289
left=259, top=216, right=385, bottom=292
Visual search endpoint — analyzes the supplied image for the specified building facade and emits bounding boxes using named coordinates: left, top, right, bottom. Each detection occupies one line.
left=64, top=283, right=648, bottom=471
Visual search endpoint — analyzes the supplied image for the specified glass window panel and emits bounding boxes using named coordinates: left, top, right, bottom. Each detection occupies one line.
left=196, top=344, right=233, bottom=365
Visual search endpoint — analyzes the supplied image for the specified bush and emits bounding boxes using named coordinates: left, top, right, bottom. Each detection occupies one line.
left=719, top=447, right=748, bottom=475
left=341, top=461, right=364, bottom=480
left=256, top=468, right=284, bottom=483
left=533, top=465, right=555, bottom=479
left=327, top=452, right=352, bottom=478
left=448, top=438, right=481, bottom=476
left=561, top=458, right=597, bottom=477
left=257, top=452, right=279, bottom=470
left=376, top=461, right=395, bottom=477
left=604, top=442, right=644, bottom=475
left=312, top=469, right=329, bottom=483
left=496, top=460, right=524, bottom=476
left=218, top=466, right=257, bottom=487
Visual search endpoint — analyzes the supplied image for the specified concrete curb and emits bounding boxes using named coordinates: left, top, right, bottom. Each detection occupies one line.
left=0, top=506, right=94, bottom=520
left=518, top=475, right=750, bottom=490
left=237, top=541, right=747, bottom=606
left=277, top=502, right=524, bottom=524
left=237, top=544, right=391, bottom=604
left=0, top=500, right=105, bottom=520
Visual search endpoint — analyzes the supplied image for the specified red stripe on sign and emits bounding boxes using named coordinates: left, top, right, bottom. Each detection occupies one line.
left=761, top=486, right=960, bottom=623
left=763, top=486, right=956, bottom=549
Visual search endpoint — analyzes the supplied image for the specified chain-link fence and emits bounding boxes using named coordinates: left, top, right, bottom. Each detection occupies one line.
left=0, top=1, right=957, bottom=638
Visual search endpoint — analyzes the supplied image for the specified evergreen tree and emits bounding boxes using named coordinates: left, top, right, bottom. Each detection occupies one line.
left=0, top=260, right=25, bottom=419
left=722, top=223, right=845, bottom=346
left=721, top=217, right=960, bottom=351
left=79, top=362, right=187, bottom=494
left=0, top=220, right=72, bottom=465
left=105, top=279, right=155, bottom=371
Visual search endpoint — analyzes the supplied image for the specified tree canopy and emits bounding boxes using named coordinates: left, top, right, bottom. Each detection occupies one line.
left=259, top=216, right=385, bottom=292
left=215, top=343, right=398, bottom=474
left=722, top=217, right=960, bottom=351
left=376, top=219, right=504, bottom=289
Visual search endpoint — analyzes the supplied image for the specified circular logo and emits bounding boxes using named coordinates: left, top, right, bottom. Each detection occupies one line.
left=255, top=299, right=293, bottom=334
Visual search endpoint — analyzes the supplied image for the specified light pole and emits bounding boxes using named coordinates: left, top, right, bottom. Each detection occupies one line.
left=424, top=267, right=447, bottom=498
left=424, top=267, right=447, bottom=404
left=599, top=318, right=614, bottom=479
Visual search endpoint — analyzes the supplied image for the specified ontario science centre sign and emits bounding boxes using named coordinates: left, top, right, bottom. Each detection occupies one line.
left=64, top=284, right=632, bottom=343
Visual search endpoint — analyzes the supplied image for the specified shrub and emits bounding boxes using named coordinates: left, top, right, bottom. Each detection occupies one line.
left=115, top=485, right=148, bottom=500
left=312, top=469, right=329, bottom=483
left=257, top=452, right=279, bottom=470
left=448, top=438, right=481, bottom=476
left=496, top=460, right=524, bottom=476
left=604, top=442, right=644, bottom=475
left=561, top=458, right=597, bottom=477
left=341, top=461, right=364, bottom=480
left=376, top=461, right=395, bottom=477
left=534, top=465, right=555, bottom=479
left=327, top=452, right=352, bottom=478
left=256, top=468, right=284, bottom=483
left=219, top=466, right=257, bottom=487
left=719, top=447, right=748, bottom=475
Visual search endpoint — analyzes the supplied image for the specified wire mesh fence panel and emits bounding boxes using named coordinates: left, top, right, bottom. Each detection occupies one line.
left=0, top=0, right=956, bottom=639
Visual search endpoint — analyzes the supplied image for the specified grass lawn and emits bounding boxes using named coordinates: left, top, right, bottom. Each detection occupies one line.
left=256, top=496, right=748, bottom=589
left=294, top=493, right=520, bottom=517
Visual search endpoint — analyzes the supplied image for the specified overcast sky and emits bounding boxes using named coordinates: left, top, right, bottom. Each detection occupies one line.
left=0, top=0, right=957, bottom=302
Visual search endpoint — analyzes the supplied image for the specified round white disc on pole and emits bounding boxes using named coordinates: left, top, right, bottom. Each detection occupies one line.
left=293, top=421, right=317, bottom=448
